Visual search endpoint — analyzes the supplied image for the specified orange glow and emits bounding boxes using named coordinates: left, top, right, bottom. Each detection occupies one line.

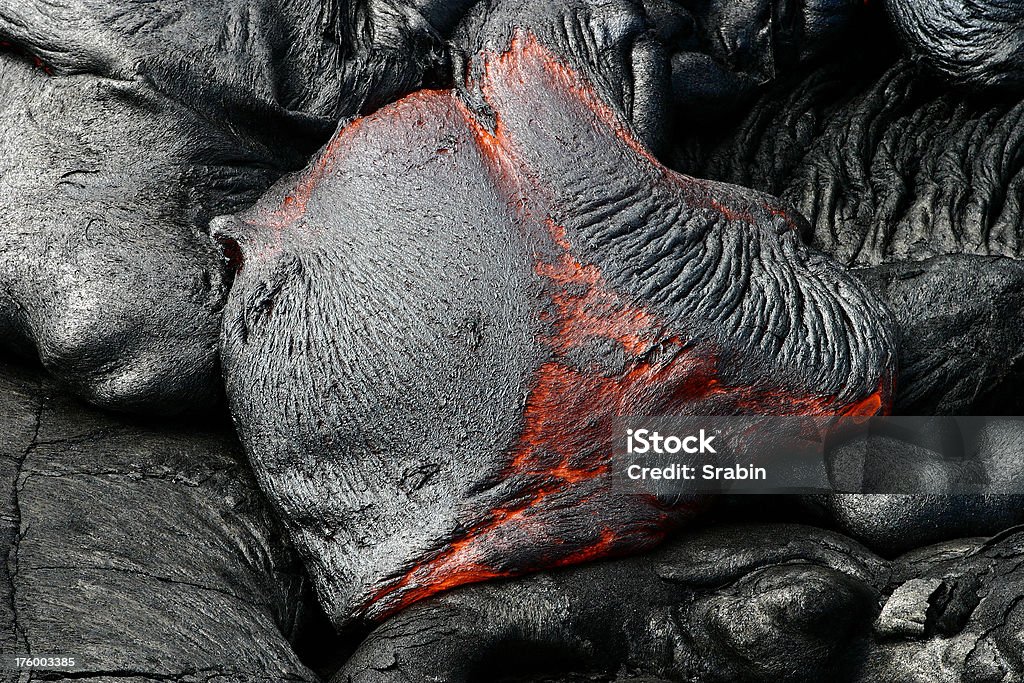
left=365, top=203, right=887, bottom=618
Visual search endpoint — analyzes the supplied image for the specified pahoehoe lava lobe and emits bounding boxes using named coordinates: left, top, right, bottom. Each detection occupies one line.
left=218, top=29, right=895, bottom=626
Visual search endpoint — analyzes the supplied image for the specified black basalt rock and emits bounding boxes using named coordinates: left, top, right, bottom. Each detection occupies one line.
left=334, top=523, right=1024, bottom=682
left=0, top=360, right=317, bottom=680
left=332, top=524, right=886, bottom=683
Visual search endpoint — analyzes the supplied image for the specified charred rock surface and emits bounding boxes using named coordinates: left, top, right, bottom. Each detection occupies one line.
left=866, top=529, right=1024, bottom=682
left=333, top=523, right=1024, bottom=683
left=677, top=54, right=1024, bottom=267
left=0, top=361, right=316, bottom=681
left=823, top=492, right=1024, bottom=557
left=333, top=524, right=885, bottom=682
left=218, top=2, right=895, bottom=628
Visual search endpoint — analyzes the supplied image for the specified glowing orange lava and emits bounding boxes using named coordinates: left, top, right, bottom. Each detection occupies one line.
left=273, top=32, right=891, bottom=620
